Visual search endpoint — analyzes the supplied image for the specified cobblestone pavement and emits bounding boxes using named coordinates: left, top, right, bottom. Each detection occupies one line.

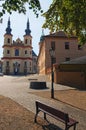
left=0, top=74, right=86, bottom=130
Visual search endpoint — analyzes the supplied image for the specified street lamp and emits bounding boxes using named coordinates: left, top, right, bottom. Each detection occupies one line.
left=49, top=48, right=55, bottom=98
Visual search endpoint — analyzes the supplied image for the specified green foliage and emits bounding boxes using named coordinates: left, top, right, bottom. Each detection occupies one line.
left=0, top=0, right=43, bottom=18
left=0, top=0, right=86, bottom=44
left=43, top=0, right=86, bottom=44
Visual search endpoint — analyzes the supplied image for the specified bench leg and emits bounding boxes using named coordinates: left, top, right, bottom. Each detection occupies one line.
left=34, top=113, right=38, bottom=123
left=65, top=124, right=77, bottom=130
left=65, top=123, right=68, bottom=130
left=74, top=124, right=76, bottom=130
left=44, top=112, right=46, bottom=120
left=34, top=110, right=40, bottom=123
left=65, top=127, right=68, bottom=130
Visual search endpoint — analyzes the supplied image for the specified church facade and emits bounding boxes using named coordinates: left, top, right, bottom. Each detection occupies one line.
left=2, top=18, right=35, bottom=75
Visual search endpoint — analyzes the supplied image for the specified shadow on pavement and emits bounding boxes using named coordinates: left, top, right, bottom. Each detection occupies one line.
left=42, top=123, right=62, bottom=130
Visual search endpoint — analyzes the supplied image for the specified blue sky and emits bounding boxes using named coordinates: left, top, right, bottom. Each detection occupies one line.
left=0, top=0, right=52, bottom=58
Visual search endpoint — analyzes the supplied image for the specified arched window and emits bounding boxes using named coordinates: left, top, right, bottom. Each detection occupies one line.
left=6, top=61, right=9, bottom=66
left=15, top=49, right=19, bottom=56
left=7, top=50, right=10, bottom=54
left=24, top=61, right=27, bottom=67
left=25, top=39, right=28, bottom=44
left=7, top=38, right=10, bottom=43
left=25, top=50, right=27, bottom=54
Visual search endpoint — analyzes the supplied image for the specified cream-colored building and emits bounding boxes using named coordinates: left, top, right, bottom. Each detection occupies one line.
left=32, top=50, right=38, bottom=73
left=2, top=18, right=33, bottom=75
left=38, top=31, right=86, bottom=74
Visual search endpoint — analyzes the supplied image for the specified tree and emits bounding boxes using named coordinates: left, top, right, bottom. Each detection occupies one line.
left=0, top=0, right=86, bottom=44
left=43, top=0, right=86, bottom=44
left=0, top=0, right=43, bottom=17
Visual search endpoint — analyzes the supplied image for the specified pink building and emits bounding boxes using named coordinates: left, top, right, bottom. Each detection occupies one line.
left=38, top=31, right=86, bottom=74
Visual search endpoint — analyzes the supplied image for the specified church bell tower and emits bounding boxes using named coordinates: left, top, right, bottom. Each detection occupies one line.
left=4, top=17, right=13, bottom=46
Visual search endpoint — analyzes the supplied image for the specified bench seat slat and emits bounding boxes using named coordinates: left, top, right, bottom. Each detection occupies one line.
left=39, top=108, right=66, bottom=123
left=37, top=101, right=69, bottom=122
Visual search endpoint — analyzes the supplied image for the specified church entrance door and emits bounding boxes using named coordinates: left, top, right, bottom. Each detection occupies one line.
left=13, top=62, right=20, bottom=75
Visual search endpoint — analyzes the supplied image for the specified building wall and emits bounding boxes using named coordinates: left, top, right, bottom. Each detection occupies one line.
left=55, top=71, right=86, bottom=90
left=2, top=36, right=32, bottom=75
left=38, top=32, right=86, bottom=75
left=46, top=64, right=86, bottom=90
left=32, top=55, right=37, bottom=73
left=45, top=37, right=86, bottom=64
left=38, top=41, right=46, bottom=74
left=4, top=34, right=13, bottom=45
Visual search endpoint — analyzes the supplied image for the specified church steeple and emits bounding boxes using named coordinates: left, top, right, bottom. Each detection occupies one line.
left=25, top=18, right=31, bottom=35
left=40, top=29, right=44, bottom=42
left=6, top=17, right=12, bottom=35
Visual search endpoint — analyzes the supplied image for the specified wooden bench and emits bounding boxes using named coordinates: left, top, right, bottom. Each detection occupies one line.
left=34, top=101, right=79, bottom=130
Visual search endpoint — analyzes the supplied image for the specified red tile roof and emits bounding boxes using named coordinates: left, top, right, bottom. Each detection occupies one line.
left=45, top=31, right=77, bottom=38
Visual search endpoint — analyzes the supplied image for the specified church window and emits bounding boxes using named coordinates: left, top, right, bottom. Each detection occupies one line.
left=15, top=49, right=19, bottom=56
left=7, top=50, right=10, bottom=54
left=24, top=61, right=27, bottom=67
left=25, top=50, right=27, bottom=54
left=30, top=62, right=31, bottom=66
left=25, top=39, right=28, bottom=44
left=7, top=38, right=10, bottom=43
left=30, top=39, right=31, bottom=44
left=6, top=61, right=9, bottom=66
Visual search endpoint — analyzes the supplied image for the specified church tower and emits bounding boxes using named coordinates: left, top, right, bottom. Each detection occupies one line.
left=4, top=17, right=12, bottom=46
left=24, top=18, right=32, bottom=46
left=2, top=18, right=13, bottom=74
left=2, top=18, right=33, bottom=75
left=23, top=18, right=33, bottom=74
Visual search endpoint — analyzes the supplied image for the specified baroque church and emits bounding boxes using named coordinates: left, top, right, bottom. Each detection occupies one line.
left=1, top=18, right=37, bottom=75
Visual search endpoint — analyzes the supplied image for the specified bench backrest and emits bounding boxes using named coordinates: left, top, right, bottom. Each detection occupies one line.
left=36, top=101, right=69, bottom=122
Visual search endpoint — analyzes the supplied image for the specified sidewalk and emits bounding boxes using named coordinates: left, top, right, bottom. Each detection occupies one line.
left=0, top=75, right=86, bottom=130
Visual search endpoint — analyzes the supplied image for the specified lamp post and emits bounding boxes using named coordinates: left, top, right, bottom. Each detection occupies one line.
left=49, top=48, right=55, bottom=99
